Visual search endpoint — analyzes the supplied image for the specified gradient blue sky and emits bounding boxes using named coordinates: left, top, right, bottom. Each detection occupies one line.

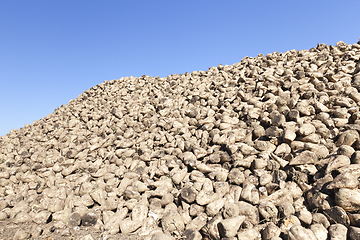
left=1, top=1, right=360, bottom=136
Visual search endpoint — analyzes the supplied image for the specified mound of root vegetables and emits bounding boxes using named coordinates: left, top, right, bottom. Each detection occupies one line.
left=2, top=40, right=360, bottom=240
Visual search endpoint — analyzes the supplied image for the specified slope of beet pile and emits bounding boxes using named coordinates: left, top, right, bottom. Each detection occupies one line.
left=1, top=40, right=360, bottom=239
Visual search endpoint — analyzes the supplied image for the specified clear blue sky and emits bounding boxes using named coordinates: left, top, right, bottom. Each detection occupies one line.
left=1, top=0, right=359, bottom=137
